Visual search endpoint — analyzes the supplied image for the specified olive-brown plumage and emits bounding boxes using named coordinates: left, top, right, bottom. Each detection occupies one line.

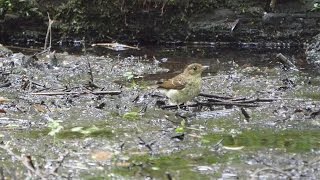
left=158, top=63, right=208, bottom=105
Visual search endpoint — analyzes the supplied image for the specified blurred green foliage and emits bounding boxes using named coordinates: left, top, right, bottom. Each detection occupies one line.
left=0, top=0, right=12, bottom=17
left=0, top=0, right=42, bottom=18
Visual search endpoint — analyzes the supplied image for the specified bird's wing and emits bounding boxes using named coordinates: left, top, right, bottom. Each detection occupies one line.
left=158, top=74, right=187, bottom=90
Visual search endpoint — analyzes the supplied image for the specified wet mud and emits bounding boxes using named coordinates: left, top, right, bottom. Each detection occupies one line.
left=0, top=45, right=319, bottom=179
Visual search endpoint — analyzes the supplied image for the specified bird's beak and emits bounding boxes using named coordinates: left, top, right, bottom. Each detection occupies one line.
left=202, top=65, right=209, bottom=70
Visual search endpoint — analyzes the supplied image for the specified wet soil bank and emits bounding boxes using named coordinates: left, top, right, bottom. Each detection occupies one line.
left=1, top=0, right=320, bottom=46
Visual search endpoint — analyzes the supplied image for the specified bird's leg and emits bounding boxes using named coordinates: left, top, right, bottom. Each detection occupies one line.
left=177, top=104, right=181, bottom=111
left=177, top=103, right=187, bottom=111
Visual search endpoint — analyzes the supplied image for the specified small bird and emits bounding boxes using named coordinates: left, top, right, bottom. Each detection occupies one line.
left=158, top=63, right=208, bottom=107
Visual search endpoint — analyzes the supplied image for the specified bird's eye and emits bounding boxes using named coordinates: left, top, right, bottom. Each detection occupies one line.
left=193, top=66, right=197, bottom=71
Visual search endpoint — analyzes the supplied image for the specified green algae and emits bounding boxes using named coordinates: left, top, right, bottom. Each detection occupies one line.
left=202, top=129, right=320, bottom=153
left=114, top=154, right=210, bottom=179
left=112, top=148, right=243, bottom=179
left=16, top=124, right=113, bottom=140
left=122, top=111, right=141, bottom=121
left=109, top=128, right=320, bottom=178
left=294, top=90, right=320, bottom=100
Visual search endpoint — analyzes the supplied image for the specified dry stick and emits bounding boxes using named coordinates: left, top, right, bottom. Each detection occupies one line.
left=213, top=139, right=224, bottom=148
left=82, top=38, right=94, bottom=84
left=91, top=43, right=140, bottom=50
left=231, top=98, right=276, bottom=103
left=160, top=0, right=168, bottom=16
left=30, top=91, right=121, bottom=96
left=199, top=93, right=233, bottom=99
left=206, top=98, right=224, bottom=102
left=50, top=151, right=70, bottom=174
left=44, top=13, right=54, bottom=51
left=204, top=101, right=259, bottom=107
left=162, top=94, right=314, bottom=110
left=230, top=19, right=240, bottom=32
left=92, top=91, right=122, bottom=95
left=161, top=101, right=259, bottom=109
left=138, top=137, right=154, bottom=152
left=240, top=107, right=250, bottom=121
left=276, top=53, right=298, bottom=70
left=82, top=38, right=100, bottom=89
left=240, top=97, right=318, bottom=102
left=30, top=81, right=46, bottom=88
left=49, top=13, right=52, bottom=50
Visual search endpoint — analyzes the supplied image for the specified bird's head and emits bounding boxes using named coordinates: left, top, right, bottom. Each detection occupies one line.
left=184, top=63, right=208, bottom=76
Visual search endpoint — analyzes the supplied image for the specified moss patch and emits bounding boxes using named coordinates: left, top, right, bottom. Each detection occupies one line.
left=294, top=90, right=320, bottom=100
left=202, top=129, right=320, bottom=152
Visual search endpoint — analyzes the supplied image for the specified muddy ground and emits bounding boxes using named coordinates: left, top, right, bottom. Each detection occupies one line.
left=0, top=44, right=319, bottom=179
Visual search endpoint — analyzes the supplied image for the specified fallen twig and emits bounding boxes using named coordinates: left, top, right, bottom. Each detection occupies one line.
left=205, top=98, right=224, bottom=102
left=213, top=139, right=224, bottom=148
left=240, top=107, right=250, bottom=121
left=199, top=93, right=233, bottom=99
left=276, top=53, right=298, bottom=71
left=138, top=137, right=155, bottom=152
left=91, top=42, right=140, bottom=51
left=82, top=37, right=97, bottom=88
left=50, top=151, right=70, bottom=174
left=204, top=101, right=259, bottom=107
left=160, top=93, right=316, bottom=110
left=30, top=91, right=121, bottom=96
left=30, top=81, right=46, bottom=88
left=160, top=101, right=259, bottom=110
left=44, top=13, right=54, bottom=51
left=230, top=19, right=240, bottom=32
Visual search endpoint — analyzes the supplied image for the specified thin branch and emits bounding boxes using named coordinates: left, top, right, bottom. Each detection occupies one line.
left=240, top=107, right=250, bottom=121
left=30, top=91, right=121, bottom=96
left=199, top=93, right=233, bottom=99
left=160, top=101, right=259, bottom=110
left=91, top=42, right=140, bottom=50
left=50, top=151, right=70, bottom=174
left=138, top=137, right=155, bottom=152
left=44, top=13, right=54, bottom=51
left=276, top=53, right=298, bottom=71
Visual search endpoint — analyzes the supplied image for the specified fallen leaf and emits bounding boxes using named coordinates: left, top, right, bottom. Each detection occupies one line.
left=115, top=162, right=130, bottom=167
left=91, top=151, right=113, bottom=161
left=0, top=97, right=10, bottom=104
left=33, top=104, right=46, bottom=113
